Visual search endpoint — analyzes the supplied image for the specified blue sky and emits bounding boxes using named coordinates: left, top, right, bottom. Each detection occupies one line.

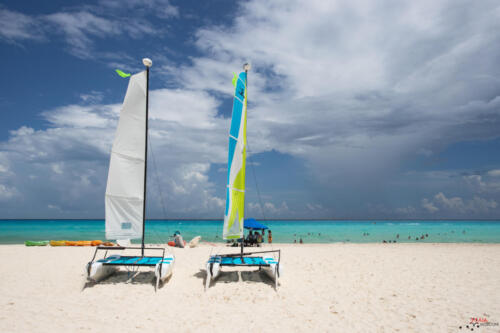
left=1, top=0, right=500, bottom=219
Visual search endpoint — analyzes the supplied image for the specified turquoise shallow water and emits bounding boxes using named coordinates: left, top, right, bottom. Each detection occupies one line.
left=1, top=220, right=500, bottom=244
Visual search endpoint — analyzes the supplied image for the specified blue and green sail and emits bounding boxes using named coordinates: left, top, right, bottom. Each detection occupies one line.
left=223, top=71, right=247, bottom=240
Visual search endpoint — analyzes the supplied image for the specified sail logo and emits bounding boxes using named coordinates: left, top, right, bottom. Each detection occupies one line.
left=121, top=222, right=132, bottom=230
left=237, top=87, right=245, bottom=99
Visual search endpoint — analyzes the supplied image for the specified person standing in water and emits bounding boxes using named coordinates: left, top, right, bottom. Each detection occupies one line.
left=268, top=230, right=273, bottom=243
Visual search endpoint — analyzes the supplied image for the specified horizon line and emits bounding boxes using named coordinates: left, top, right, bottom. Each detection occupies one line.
left=1, top=218, right=500, bottom=221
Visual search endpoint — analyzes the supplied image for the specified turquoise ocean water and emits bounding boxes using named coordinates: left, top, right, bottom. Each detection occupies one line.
left=1, top=220, right=500, bottom=244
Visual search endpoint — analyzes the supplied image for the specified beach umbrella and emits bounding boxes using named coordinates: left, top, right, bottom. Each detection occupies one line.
left=244, top=218, right=268, bottom=230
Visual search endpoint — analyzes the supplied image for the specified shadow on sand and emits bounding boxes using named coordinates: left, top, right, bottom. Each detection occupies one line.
left=83, top=270, right=172, bottom=291
left=195, top=268, right=275, bottom=289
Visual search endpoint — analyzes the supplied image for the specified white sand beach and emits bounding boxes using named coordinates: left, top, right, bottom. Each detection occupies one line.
left=0, top=243, right=499, bottom=332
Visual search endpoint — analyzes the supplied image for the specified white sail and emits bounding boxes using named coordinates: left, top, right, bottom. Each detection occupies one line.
left=105, top=71, right=147, bottom=240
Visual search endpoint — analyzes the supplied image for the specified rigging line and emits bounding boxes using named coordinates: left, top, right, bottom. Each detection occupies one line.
left=147, top=132, right=169, bottom=245
left=246, top=141, right=267, bottom=222
left=244, top=68, right=274, bottom=254
left=246, top=140, right=275, bottom=254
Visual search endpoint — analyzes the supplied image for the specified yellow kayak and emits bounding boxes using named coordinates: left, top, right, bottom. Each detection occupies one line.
left=76, top=241, right=92, bottom=246
left=65, top=240, right=94, bottom=246
left=50, top=240, right=67, bottom=246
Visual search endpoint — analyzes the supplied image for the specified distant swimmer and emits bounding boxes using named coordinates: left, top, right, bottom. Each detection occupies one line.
left=425, top=233, right=428, bottom=238
left=408, top=236, right=411, bottom=240
left=396, top=234, right=399, bottom=239
left=299, top=238, right=303, bottom=244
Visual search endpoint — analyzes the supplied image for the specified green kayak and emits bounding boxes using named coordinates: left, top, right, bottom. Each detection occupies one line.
left=25, top=240, right=49, bottom=246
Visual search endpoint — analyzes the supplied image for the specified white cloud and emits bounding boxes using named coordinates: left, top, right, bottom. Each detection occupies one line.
left=395, top=206, right=416, bottom=216
left=43, top=104, right=117, bottom=128
left=488, top=169, right=500, bottom=177
left=464, top=174, right=500, bottom=194
left=434, top=192, right=466, bottom=213
left=1, top=2, right=177, bottom=59
left=162, top=0, right=500, bottom=205
left=44, top=11, right=155, bottom=58
left=0, top=184, right=19, bottom=201
left=80, top=91, right=104, bottom=104
left=421, top=198, right=439, bottom=213
left=248, top=201, right=290, bottom=217
left=0, top=87, right=228, bottom=217
left=306, top=203, right=323, bottom=211
left=422, top=192, right=498, bottom=216
left=98, top=0, right=179, bottom=18
left=0, top=8, right=43, bottom=42
left=51, top=163, right=63, bottom=175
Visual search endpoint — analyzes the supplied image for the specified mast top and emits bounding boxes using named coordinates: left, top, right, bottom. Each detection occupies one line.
left=243, top=63, right=251, bottom=71
left=143, top=58, right=152, bottom=67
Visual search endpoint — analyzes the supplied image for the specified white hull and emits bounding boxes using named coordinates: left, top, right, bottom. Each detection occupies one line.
left=205, top=262, right=220, bottom=291
left=86, top=255, right=175, bottom=290
left=154, top=255, right=175, bottom=290
left=86, top=262, right=118, bottom=283
left=262, top=256, right=282, bottom=290
left=86, top=255, right=121, bottom=282
left=205, top=256, right=282, bottom=291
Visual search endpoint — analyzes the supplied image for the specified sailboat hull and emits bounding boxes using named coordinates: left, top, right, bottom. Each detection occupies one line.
left=205, top=262, right=220, bottom=290
left=155, top=255, right=175, bottom=282
left=205, top=255, right=282, bottom=290
left=262, top=257, right=283, bottom=288
left=86, top=258, right=119, bottom=283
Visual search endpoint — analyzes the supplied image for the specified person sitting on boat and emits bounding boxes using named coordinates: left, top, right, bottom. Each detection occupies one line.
left=173, top=231, right=185, bottom=248
left=245, top=230, right=253, bottom=246
left=256, top=231, right=263, bottom=246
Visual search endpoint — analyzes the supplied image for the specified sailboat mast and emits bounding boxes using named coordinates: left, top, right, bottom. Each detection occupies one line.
left=142, top=58, right=152, bottom=256
left=241, top=63, right=250, bottom=257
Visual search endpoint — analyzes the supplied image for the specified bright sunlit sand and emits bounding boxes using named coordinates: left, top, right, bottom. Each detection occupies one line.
left=1, top=243, right=499, bottom=332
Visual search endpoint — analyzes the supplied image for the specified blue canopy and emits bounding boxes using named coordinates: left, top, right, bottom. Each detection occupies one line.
left=244, top=218, right=268, bottom=230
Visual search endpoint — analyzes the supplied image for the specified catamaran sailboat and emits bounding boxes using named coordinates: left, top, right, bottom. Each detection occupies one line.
left=85, top=58, right=174, bottom=290
left=205, top=63, right=282, bottom=290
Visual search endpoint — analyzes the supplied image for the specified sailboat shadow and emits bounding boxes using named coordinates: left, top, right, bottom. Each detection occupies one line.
left=195, top=269, right=275, bottom=289
left=83, top=270, right=162, bottom=290
left=240, top=270, right=275, bottom=287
